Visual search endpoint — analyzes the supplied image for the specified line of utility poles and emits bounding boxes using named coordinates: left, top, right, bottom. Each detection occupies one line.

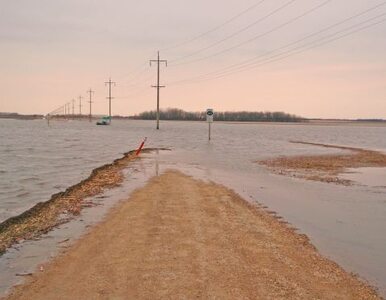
left=105, top=78, right=116, bottom=123
left=150, top=51, right=167, bottom=130
left=78, top=96, right=83, bottom=115
left=48, top=51, right=169, bottom=127
left=87, top=89, right=94, bottom=122
left=65, top=102, right=71, bottom=117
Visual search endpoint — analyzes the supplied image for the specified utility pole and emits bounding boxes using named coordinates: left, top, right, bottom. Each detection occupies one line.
left=79, top=96, right=83, bottom=116
left=87, top=89, right=94, bottom=123
left=150, top=51, right=167, bottom=130
left=105, top=78, right=115, bottom=123
left=65, top=102, right=70, bottom=119
left=72, top=99, right=75, bottom=115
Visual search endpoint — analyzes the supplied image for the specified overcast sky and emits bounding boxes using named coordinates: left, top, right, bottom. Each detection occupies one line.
left=0, top=0, right=385, bottom=118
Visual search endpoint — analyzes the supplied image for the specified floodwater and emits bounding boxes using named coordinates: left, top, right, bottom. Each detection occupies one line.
left=0, top=119, right=386, bottom=296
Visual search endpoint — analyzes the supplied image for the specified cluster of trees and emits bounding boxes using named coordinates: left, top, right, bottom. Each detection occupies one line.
left=131, top=109, right=206, bottom=121
left=356, top=119, right=385, bottom=122
left=0, top=112, right=43, bottom=120
left=131, top=108, right=304, bottom=122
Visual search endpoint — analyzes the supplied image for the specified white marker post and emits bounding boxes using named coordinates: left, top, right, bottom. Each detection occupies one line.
left=206, top=108, right=214, bottom=141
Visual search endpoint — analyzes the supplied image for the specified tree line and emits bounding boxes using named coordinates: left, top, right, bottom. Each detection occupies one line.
left=130, top=108, right=304, bottom=122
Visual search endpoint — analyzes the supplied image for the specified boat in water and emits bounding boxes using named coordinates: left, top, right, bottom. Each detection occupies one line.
left=96, top=116, right=111, bottom=125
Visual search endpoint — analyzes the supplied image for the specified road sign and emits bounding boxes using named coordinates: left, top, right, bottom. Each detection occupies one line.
left=206, top=108, right=214, bottom=123
left=206, top=109, right=214, bottom=141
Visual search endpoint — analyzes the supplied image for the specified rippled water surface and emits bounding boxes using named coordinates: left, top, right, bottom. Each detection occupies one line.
left=1, top=118, right=385, bottom=222
left=1, top=118, right=386, bottom=295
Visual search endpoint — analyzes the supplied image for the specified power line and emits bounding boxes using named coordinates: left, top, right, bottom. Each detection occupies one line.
left=170, top=0, right=332, bottom=66
left=205, top=1, right=386, bottom=77
left=201, top=13, right=386, bottom=81
left=150, top=51, right=167, bottom=130
left=115, top=1, right=276, bottom=92
left=121, top=63, right=148, bottom=80
left=48, top=106, right=63, bottom=116
left=120, top=72, right=154, bottom=89
left=161, top=0, right=266, bottom=52
left=115, top=86, right=153, bottom=100
left=169, top=0, right=297, bottom=64
left=78, top=96, right=83, bottom=115
left=114, top=52, right=158, bottom=88
left=167, top=13, right=386, bottom=86
left=166, top=4, right=386, bottom=86
left=87, top=89, right=94, bottom=122
left=105, top=78, right=116, bottom=123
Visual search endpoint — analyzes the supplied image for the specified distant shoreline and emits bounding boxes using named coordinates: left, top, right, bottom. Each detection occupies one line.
left=0, top=113, right=44, bottom=120
left=1, top=113, right=385, bottom=127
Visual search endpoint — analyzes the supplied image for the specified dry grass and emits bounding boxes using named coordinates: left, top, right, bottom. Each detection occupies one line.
left=258, top=141, right=386, bottom=185
left=0, top=148, right=165, bottom=255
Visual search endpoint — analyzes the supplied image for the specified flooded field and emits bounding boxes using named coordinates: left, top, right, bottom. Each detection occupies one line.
left=0, top=119, right=386, bottom=296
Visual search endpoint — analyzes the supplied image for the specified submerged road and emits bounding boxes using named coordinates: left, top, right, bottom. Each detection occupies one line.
left=5, top=171, right=379, bottom=299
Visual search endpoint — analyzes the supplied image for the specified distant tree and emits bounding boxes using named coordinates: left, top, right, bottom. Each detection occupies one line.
left=130, top=108, right=304, bottom=122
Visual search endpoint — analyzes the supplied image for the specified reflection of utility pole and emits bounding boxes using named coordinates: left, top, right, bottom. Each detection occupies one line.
left=150, top=51, right=167, bottom=130
left=72, top=99, right=75, bottom=115
left=155, top=149, right=159, bottom=176
left=105, top=78, right=115, bottom=123
left=87, top=89, right=94, bottom=123
left=79, top=96, right=83, bottom=115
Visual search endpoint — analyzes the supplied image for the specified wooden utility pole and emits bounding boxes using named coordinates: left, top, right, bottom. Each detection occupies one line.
left=72, top=99, right=75, bottom=115
left=79, top=96, right=83, bottom=115
left=65, top=103, right=70, bottom=118
left=105, top=78, right=116, bottom=123
left=150, top=51, right=167, bottom=130
left=87, top=89, right=94, bottom=122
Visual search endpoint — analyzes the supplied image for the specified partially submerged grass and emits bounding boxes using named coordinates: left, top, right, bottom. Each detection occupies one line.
left=0, top=148, right=165, bottom=256
left=258, top=141, right=386, bottom=185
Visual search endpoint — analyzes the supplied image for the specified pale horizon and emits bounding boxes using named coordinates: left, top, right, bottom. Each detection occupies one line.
left=1, top=0, right=385, bottom=119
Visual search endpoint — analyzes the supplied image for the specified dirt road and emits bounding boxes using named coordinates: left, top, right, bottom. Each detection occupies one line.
left=5, top=171, right=379, bottom=299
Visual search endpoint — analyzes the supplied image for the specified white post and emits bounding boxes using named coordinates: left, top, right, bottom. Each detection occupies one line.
left=206, top=108, right=214, bottom=141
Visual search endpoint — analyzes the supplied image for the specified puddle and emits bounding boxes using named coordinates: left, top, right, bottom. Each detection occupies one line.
left=342, top=167, right=386, bottom=187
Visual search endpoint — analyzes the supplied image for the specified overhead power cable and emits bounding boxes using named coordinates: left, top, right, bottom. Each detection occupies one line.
left=115, top=87, right=153, bottom=101
left=169, top=0, right=297, bottom=63
left=208, top=14, right=386, bottom=81
left=170, top=0, right=332, bottom=66
left=161, top=0, right=266, bottom=52
left=200, top=1, right=386, bottom=77
left=166, top=11, right=386, bottom=86
left=118, top=52, right=156, bottom=81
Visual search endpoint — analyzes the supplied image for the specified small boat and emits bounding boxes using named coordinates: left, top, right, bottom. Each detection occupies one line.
left=96, top=116, right=111, bottom=125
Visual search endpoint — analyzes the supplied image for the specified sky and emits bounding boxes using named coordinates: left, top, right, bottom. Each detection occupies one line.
left=0, top=0, right=385, bottom=119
